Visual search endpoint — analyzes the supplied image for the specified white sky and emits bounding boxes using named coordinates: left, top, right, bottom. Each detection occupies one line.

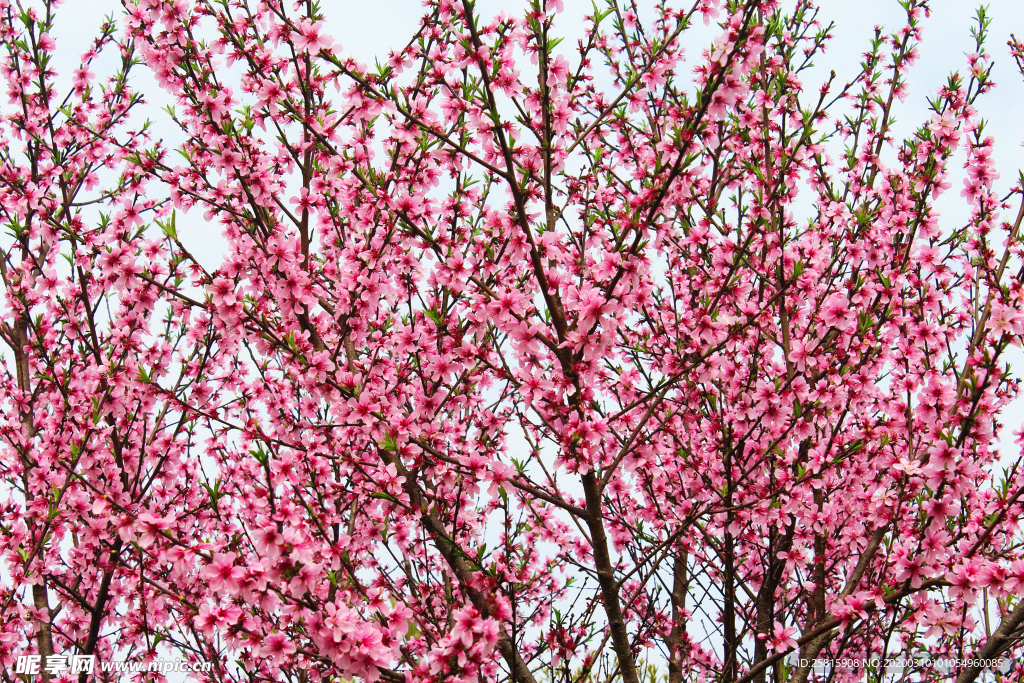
left=40, top=0, right=1024, bottom=274
left=45, top=0, right=1024, bottom=252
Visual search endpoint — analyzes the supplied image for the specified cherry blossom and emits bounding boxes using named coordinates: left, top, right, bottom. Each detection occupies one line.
left=1, top=1, right=1024, bottom=683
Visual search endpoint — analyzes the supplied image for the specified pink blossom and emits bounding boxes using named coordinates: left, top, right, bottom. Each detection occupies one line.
left=202, top=552, right=245, bottom=595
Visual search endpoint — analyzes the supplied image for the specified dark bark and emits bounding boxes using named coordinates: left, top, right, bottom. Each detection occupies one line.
left=722, top=443, right=738, bottom=683
left=955, top=599, right=1024, bottom=683
left=581, top=471, right=640, bottom=683
left=667, top=551, right=690, bottom=683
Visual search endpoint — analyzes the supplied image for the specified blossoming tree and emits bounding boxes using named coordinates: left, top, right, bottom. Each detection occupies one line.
left=2, top=0, right=1024, bottom=681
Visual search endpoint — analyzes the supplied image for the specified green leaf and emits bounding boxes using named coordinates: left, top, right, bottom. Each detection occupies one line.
left=156, top=212, right=177, bottom=240
left=424, top=307, right=443, bottom=326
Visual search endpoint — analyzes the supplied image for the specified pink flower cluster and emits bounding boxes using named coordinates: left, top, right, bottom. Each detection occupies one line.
left=1, top=0, right=1023, bottom=682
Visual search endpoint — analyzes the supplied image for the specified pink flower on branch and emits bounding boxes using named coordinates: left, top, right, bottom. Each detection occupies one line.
left=1, top=2, right=1023, bottom=682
